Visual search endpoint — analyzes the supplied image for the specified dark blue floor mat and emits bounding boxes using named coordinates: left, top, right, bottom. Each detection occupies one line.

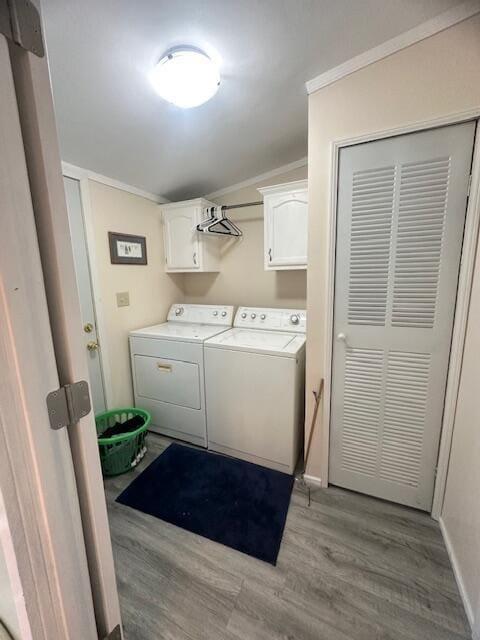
left=116, top=443, right=294, bottom=565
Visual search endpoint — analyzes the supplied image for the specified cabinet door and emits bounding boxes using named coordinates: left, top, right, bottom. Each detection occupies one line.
left=164, top=206, right=200, bottom=270
left=265, top=190, right=308, bottom=269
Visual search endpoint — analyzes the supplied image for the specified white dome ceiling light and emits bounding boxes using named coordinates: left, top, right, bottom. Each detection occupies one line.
left=151, top=47, right=220, bottom=109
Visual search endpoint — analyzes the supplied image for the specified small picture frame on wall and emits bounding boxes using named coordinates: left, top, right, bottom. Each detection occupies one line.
left=108, top=232, right=147, bottom=265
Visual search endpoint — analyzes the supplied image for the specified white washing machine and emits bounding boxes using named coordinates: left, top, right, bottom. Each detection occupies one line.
left=129, top=304, right=234, bottom=447
left=204, top=307, right=306, bottom=474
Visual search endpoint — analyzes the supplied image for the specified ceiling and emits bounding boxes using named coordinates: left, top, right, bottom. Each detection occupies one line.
left=42, top=0, right=464, bottom=200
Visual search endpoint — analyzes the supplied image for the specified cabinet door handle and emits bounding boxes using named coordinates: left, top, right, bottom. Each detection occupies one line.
left=268, top=248, right=272, bottom=262
left=157, top=363, right=172, bottom=372
left=193, top=251, right=197, bottom=265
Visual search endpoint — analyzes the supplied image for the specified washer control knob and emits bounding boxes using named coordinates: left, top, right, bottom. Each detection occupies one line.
left=241, top=312, right=247, bottom=319
left=221, top=311, right=227, bottom=317
left=175, top=307, right=184, bottom=316
left=213, top=310, right=218, bottom=316
left=260, top=314, right=266, bottom=320
left=290, top=314, right=300, bottom=325
left=251, top=313, right=257, bottom=319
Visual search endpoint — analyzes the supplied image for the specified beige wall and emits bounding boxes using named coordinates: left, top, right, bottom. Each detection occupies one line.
left=89, top=181, right=184, bottom=407
left=183, top=166, right=308, bottom=309
left=306, top=14, right=480, bottom=478
left=441, top=235, right=480, bottom=630
left=88, top=167, right=308, bottom=409
left=307, top=14, right=480, bottom=628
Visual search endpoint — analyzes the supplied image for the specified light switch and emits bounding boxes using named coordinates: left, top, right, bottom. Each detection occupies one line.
left=116, top=291, right=130, bottom=307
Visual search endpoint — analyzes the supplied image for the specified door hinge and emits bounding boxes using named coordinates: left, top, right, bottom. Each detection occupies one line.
left=0, top=0, right=44, bottom=57
left=467, top=173, right=472, bottom=198
left=46, top=381, right=91, bottom=430
left=103, top=625, right=122, bottom=640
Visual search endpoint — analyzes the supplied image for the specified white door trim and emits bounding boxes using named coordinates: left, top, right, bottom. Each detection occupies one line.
left=62, top=166, right=114, bottom=409
left=432, top=133, right=480, bottom=518
left=322, top=108, right=480, bottom=518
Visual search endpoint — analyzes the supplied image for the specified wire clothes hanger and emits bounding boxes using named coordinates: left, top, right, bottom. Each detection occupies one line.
left=196, top=205, right=243, bottom=237
left=196, top=200, right=263, bottom=237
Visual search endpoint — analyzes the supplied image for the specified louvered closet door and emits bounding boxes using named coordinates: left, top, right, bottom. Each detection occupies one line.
left=330, top=122, right=475, bottom=511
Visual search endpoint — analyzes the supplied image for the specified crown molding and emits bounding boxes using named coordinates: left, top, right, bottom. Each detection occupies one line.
left=204, top=156, right=308, bottom=200
left=61, top=162, right=169, bottom=204
left=306, top=0, right=480, bottom=95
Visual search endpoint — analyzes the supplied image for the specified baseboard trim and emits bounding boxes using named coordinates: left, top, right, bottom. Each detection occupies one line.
left=439, top=516, right=475, bottom=631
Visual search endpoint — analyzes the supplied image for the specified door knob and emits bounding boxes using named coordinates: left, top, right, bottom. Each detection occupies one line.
left=86, top=340, right=99, bottom=351
left=84, top=322, right=94, bottom=333
left=337, top=332, right=347, bottom=342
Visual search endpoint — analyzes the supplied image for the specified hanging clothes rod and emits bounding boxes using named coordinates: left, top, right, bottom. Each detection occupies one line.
left=221, top=200, right=263, bottom=210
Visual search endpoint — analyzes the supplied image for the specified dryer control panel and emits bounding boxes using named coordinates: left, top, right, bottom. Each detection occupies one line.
left=234, top=307, right=306, bottom=333
left=168, top=304, right=234, bottom=326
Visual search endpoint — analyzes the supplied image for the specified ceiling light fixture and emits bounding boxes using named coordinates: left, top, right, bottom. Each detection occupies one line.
left=151, top=47, right=220, bottom=109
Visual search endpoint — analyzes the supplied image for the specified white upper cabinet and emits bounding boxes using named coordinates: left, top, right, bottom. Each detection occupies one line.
left=161, top=198, right=220, bottom=272
left=258, top=180, right=308, bottom=270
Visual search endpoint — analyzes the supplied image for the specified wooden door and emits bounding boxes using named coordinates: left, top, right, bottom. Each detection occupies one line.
left=3, top=5, right=122, bottom=637
left=0, top=35, right=98, bottom=639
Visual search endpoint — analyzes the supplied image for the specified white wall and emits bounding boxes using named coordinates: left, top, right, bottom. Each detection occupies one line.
left=88, top=181, right=184, bottom=407
left=184, top=166, right=308, bottom=309
left=441, top=234, right=480, bottom=631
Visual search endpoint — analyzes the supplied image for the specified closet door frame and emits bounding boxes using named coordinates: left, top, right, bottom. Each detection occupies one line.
left=320, top=108, right=480, bottom=519
left=61, top=163, right=115, bottom=409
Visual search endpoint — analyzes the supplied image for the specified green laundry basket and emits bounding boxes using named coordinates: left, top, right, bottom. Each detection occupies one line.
left=96, top=408, right=151, bottom=476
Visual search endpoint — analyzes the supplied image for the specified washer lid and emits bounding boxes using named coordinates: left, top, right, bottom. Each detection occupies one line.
left=205, top=328, right=306, bottom=357
left=129, top=322, right=231, bottom=343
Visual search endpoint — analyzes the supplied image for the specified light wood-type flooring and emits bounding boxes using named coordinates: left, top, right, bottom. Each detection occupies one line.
left=104, top=434, right=470, bottom=640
